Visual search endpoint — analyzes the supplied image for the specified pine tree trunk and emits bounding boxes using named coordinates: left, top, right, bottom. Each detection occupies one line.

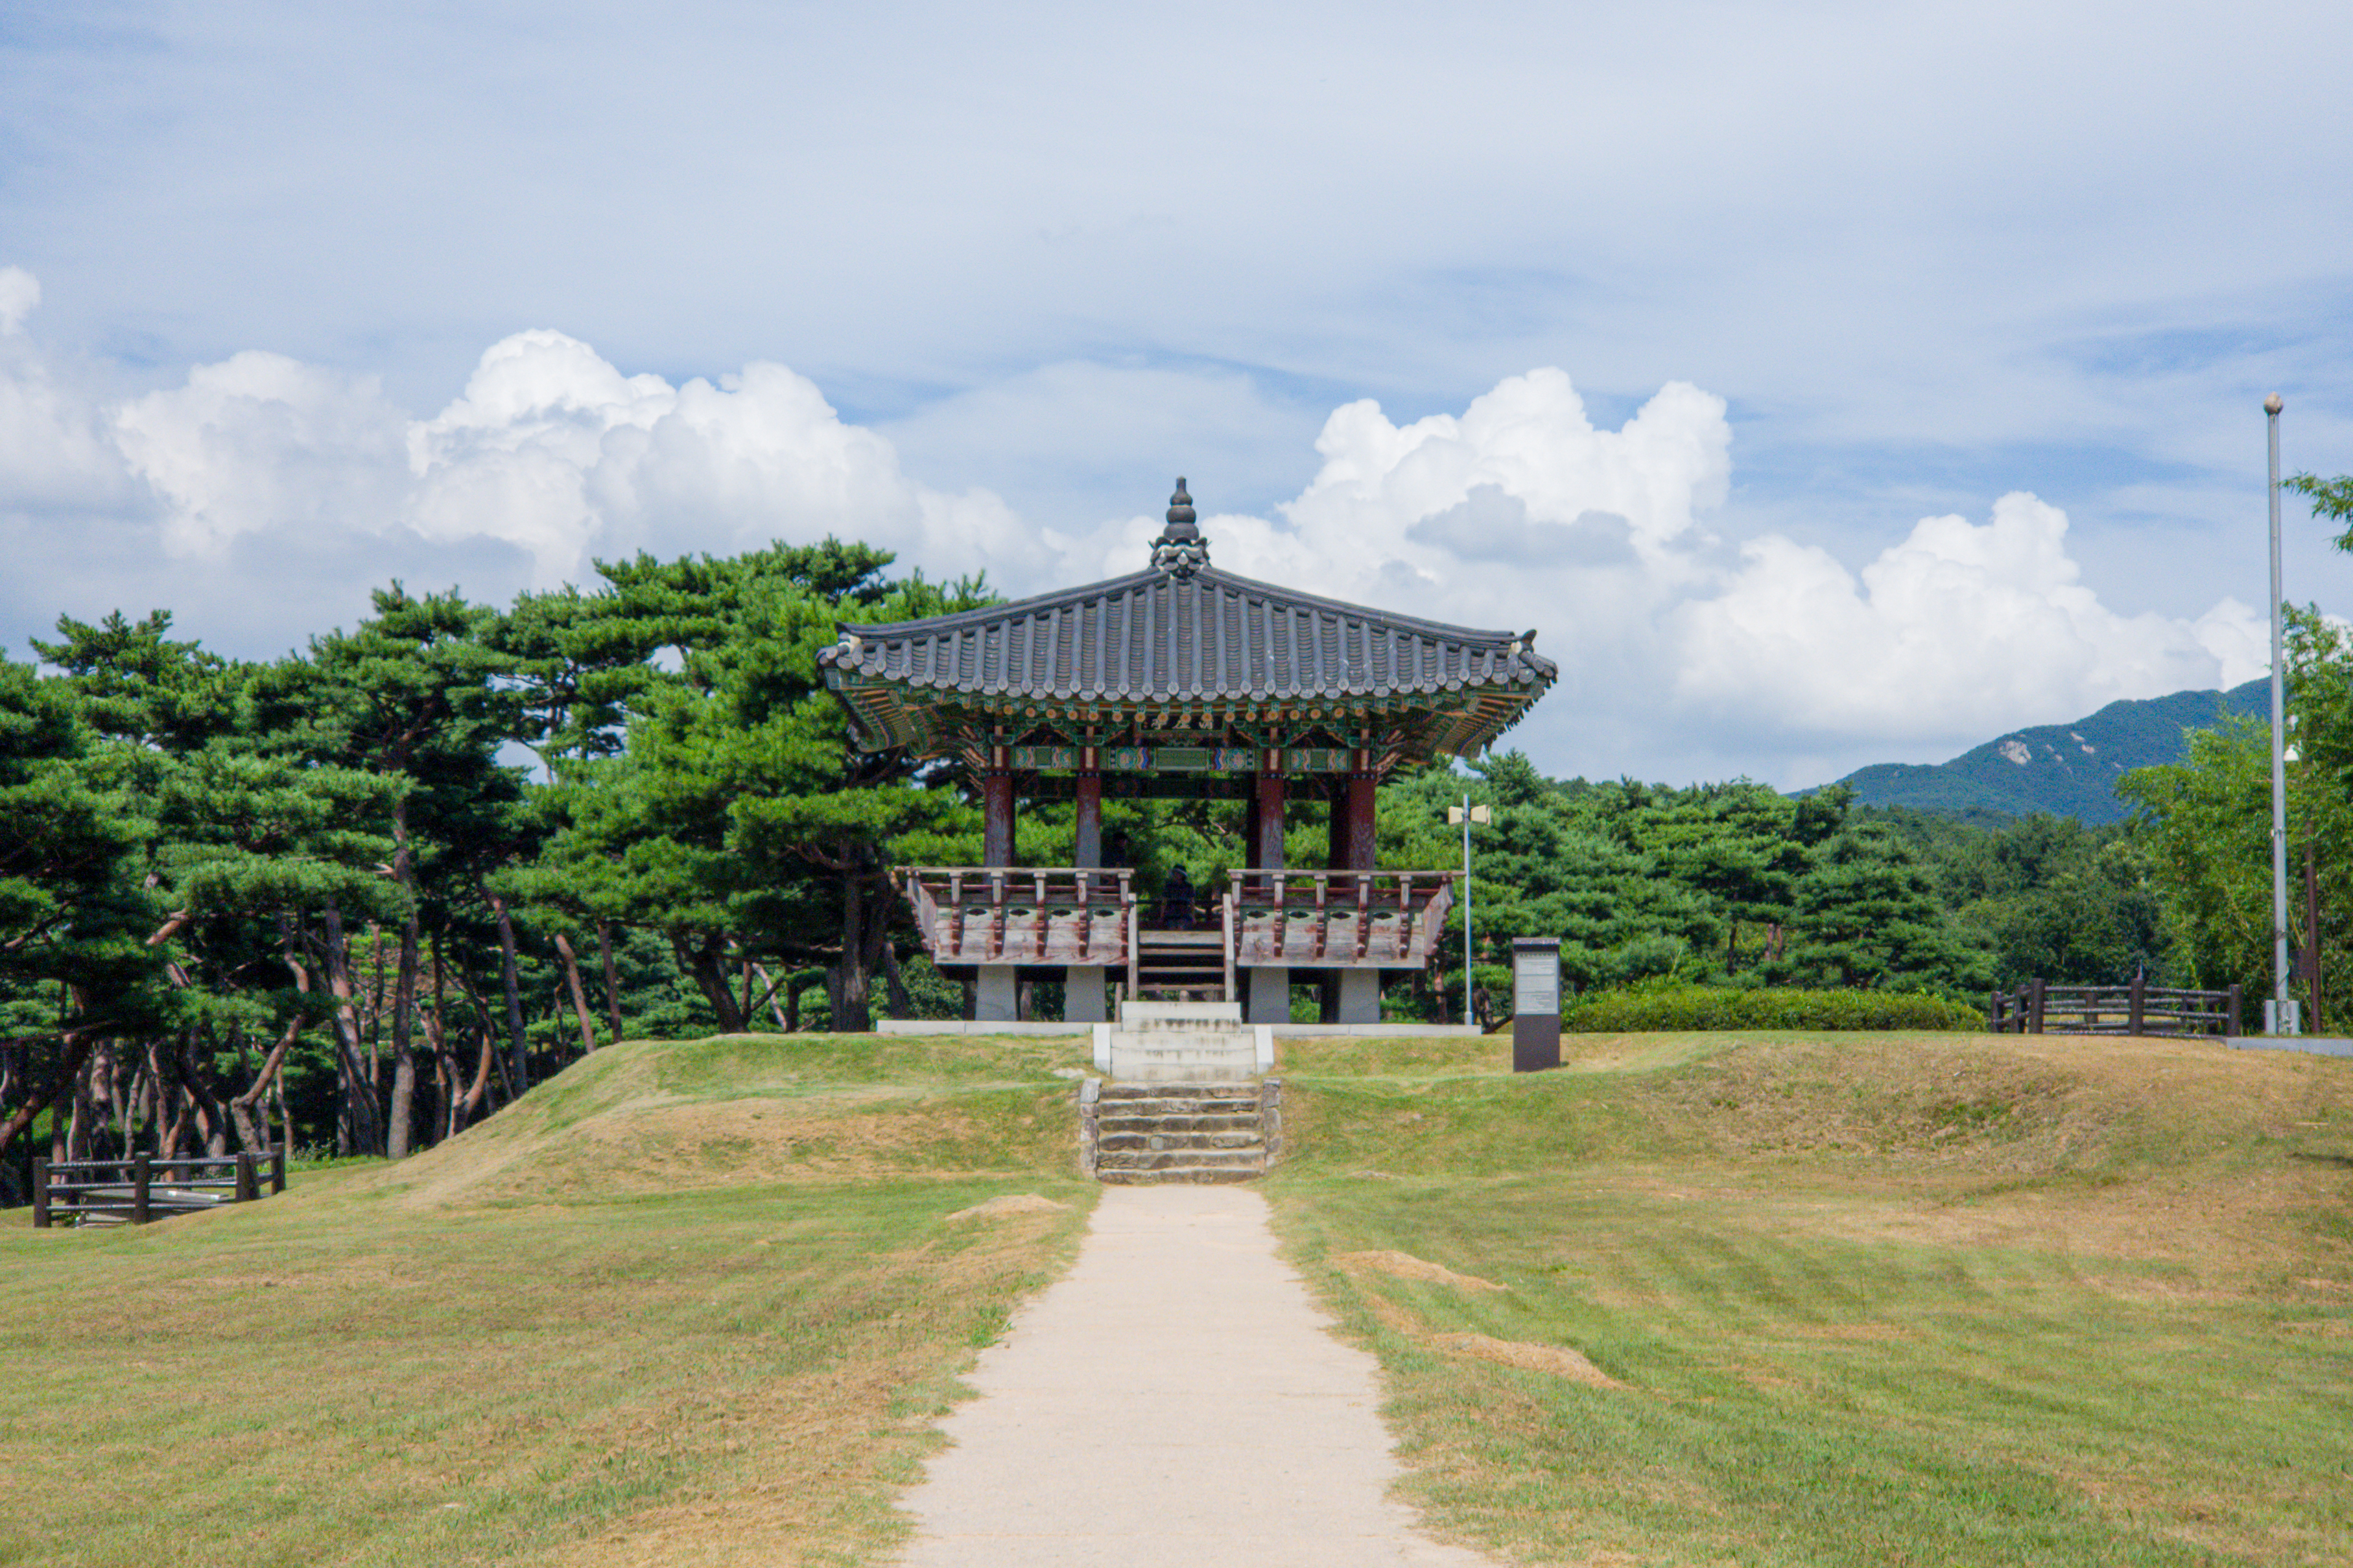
left=597, top=920, right=624, bottom=1041
left=318, top=897, right=384, bottom=1156
left=228, top=1016, right=298, bottom=1154
left=831, top=862, right=873, bottom=1033
left=552, top=933, right=598, bottom=1055
left=671, top=930, right=747, bottom=1033
left=386, top=796, right=423, bottom=1158
left=482, top=883, right=532, bottom=1094
left=881, top=942, right=913, bottom=1017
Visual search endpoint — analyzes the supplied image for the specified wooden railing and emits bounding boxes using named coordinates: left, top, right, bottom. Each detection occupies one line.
left=896, top=865, right=1461, bottom=987
left=32, top=1149, right=287, bottom=1228
left=899, top=867, right=1139, bottom=970
left=1988, top=977, right=2241, bottom=1037
left=1224, top=869, right=1458, bottom=968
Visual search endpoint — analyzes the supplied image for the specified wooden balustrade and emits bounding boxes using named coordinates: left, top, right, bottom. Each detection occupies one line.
left=32, top=1149, right=287, bottom=1228
left=895, top=865, right=1458, bottom=977
left=1222, top=869, right=1458, bottom=968
left=1987, top=977, right=2241, bottom=1037
left=899, top=867, right=1139, bottom=967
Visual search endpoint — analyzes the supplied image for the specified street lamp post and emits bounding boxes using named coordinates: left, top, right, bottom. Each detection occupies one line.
left=2267, top=392, right=2297, bottom=1035
left=1448, top=796, right=1491, bottom=1026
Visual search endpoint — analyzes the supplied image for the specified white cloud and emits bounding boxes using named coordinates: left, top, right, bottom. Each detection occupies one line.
left=102, top=325, right=1023, bottom=586
left=113, top=351, right=410, bottom=555
left=0, top=274, right=2279, bottom=782
left=1674, top=494, right=2267, bottom=743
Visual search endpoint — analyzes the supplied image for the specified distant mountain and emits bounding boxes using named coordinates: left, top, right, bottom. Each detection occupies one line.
left=1806, top=679, right=2269, bottom=824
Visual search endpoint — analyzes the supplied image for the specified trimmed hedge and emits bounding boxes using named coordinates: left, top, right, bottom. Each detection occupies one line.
left=1564, top=985, right=1985, bottom=1034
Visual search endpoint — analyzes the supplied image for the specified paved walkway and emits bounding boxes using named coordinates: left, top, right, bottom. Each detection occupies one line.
left=895, top=1185, right=1498, bottom=1567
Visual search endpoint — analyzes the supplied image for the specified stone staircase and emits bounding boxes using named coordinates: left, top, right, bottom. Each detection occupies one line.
left=1082, top=1079, right=1283, bottom=1184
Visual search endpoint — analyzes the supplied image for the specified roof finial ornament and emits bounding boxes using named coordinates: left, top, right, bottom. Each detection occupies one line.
left=1152, top=475, right=1209, bottom=578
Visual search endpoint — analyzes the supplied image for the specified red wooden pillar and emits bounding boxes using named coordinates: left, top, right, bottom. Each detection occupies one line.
left=1074, top=756, right=1102, bottom=870
left=1248, top=752, right=1290, bottom=1024
left=1336, top=760, right=1384, bottom=1024
left=1347, top=766, right=1378, bottom=871
left=1255, top=755, right=1286, bottom=872
left=982, top=747, right=1014, bottom=868
left=1067, top=751, right=1108, bottom=1023
left=976, top=746, right=1017, bottom=1022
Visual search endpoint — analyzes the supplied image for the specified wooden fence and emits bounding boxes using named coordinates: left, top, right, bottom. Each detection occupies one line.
left=30, top=1149, right=286, bottom=1228
left=1987, top=977, right=2240, bottom=1038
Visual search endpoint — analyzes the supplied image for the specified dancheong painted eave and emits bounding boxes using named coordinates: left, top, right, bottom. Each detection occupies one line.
left=817, top=478, right=1558, bottom=766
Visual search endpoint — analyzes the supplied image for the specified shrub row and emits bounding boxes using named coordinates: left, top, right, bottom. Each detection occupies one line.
left=1564, top=985, right=1985, bottom=1034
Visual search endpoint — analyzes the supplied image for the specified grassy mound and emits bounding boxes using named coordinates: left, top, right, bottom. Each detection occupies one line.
left=1268, top=1029, right=2353, bottom=1567
left=0, top=1030, right=1098, bottom=1568
left=10, top=1024, right=2347, bottom=1567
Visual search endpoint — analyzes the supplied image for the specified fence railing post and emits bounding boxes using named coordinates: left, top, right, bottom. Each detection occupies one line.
left=271, top=1145, right=286, bottom=1195
left=2128, top=974, right=2146, bottom=1037
left=32, top=1158, right=49, bottom=1229
left=2225, top=983, right=2242, bottom=1038
left=2028, top=978, right=2047, bottom=1035
left=131, top=1153, right=150, bottom=1224
left=235, top=1151, right=256, bottom=1204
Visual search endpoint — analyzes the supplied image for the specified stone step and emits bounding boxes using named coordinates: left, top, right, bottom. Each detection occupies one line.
left=1096, top=1112, right=1262, bottom=1134
left=1096, top=1164, right=1264, bottom=1186
left=1096, top=1129, right=1266, bottom=1153
left=1098, top=1082, right=1257, bottom=1098
left=1094, top=1147, right=1267, bottom=1172
left=1098, top=1099, right=1258, bottom=1119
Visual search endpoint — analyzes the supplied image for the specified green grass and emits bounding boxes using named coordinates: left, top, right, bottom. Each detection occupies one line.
left=1268, top=1029, right=2353, bottom=1566
left=10, top=1024, right=2349, bottom=1567
left=0, top=1031, right=1096, bottom=1568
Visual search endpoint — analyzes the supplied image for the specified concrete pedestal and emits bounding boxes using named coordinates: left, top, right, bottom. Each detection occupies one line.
left=1247, top=965, right=1292, bottom=1025
left=1336, top=968, right=1381, bottom=1024
left=976, top=965, right=1018, bottom=1022
left=1102, top=1000, right=1271, bottom=1082
left=1065, top=966, right=1109, bottom=1023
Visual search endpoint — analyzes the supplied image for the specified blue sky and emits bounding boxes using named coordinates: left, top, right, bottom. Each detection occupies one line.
left=4, top=0, right=2350, bottom=787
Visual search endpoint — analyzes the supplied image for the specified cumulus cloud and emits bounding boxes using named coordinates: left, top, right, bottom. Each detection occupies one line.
left=100, top=325, right=1023, bottom=587
left=0, top=270, right=2276, bottom=782
left=1675, top=494, right=2268, bottom=742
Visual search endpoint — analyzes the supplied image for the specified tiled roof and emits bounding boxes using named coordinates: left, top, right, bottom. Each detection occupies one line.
left=823, top=564, right=1554, bottom=702
left=818, top=479, right=1557, bottom=764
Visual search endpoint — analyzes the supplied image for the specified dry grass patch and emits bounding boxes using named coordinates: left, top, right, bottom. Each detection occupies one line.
left=1272, top=1029, right=2353, bottom=1567
left=0, top=1032, right=1095, bottom=1568
left=1433, top=1331, right=1627, bottom=1388
left=1334, top=1248, right=1508, bottom=1292
left=945, top=1193, right=1072, bottom=1221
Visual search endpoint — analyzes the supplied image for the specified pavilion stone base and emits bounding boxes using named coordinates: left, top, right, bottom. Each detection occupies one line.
left=1065, top=966, right=1109, bottom=1024
left=1247, top=965, right=1292, bottom=1025
left=1336, top=969, right=1381, bottom=1025
left=976, top=965, right=1017, bottom=1022
left=1096, top=1000, right=1273, bottom=1082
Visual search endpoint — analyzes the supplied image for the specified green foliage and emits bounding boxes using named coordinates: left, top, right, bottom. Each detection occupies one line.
left=2289, top=469, right=2353, bottom=547
left=2122, top=603, right=2353, bottom=1025
left=1565, top=984, right=1984, bottom=1033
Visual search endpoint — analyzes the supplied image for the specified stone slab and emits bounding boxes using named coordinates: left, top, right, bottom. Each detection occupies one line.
left=2232, top=1035, right=2353, bottom=1059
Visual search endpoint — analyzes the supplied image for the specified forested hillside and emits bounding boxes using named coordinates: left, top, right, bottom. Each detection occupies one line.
left=4, top=541, right=2334, bottom=1196
left=1818, top=680, right=2267, bottom=822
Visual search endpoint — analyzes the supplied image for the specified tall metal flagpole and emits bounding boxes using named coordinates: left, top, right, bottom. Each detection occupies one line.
left=2267, top=392, right=2293, bottom=1033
